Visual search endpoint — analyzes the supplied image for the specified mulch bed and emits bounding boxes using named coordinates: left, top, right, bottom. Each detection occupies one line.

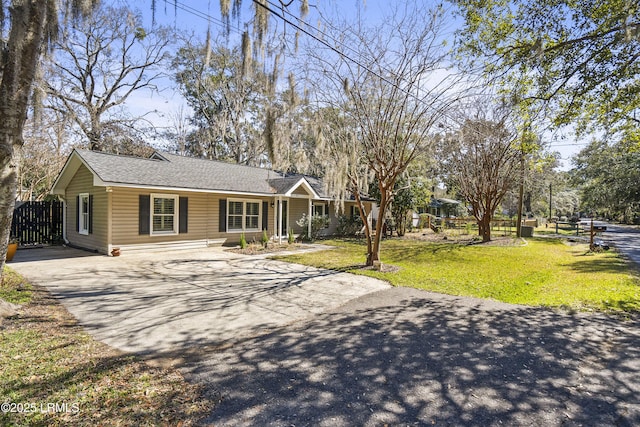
left=226, top=242, right=305, bottom=255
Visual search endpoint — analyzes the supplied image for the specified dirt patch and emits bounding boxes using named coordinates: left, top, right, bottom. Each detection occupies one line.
left=360, top=263, right=401, bottom=273
left=401, top=230, right=525, bottom=246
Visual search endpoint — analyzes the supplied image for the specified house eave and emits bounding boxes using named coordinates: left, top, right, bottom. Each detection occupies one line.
left=283, top=177, right=321, bottom=198
left=101, top=181, right=282, bottom=198
left=51, top=149, right=100, bottom=196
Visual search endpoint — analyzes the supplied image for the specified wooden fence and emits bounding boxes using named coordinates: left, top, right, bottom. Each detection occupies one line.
left=11, top=201, right=64, bottom=245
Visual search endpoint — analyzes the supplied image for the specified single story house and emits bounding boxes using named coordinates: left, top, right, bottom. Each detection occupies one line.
left=51, top=149, right=369, bottom=255
left=416, top=197, right=463, bottom=218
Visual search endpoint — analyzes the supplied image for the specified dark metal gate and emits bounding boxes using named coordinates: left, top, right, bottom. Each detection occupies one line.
left=11, top=201, right=64, bottom=245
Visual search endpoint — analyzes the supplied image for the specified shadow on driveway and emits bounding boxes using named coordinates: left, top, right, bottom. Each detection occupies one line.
left=175, top=288, right=640, bottom=426
left=8, top=247, right=389, bottom=354
left=9, top=245, right=99, bottom=262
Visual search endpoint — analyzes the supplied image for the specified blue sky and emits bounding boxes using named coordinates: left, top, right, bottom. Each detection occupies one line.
left=124, top=0, right=587, bottom=169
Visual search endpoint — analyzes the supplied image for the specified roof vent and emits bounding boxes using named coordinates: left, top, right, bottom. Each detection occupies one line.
left=149, top=152, right=169, bottom=161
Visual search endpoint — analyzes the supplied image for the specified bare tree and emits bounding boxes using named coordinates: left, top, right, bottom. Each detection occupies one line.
left=442, top=104, right=521, bottom=242
left=18, top=110, right=72, bottom=201
left=162, top=106, right=193, bottom=156
left=44, top=3, right=171, bottom=152
left=306, top=4, right=461, bottom=265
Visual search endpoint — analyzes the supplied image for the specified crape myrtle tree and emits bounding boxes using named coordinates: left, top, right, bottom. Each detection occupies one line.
left=307, top=3, right=461, bottom=265
left=0, top=0, right=98, bottom=281
left=44, top=3, right=172, bottom=153
left=441, top=103, right=521, bottom=242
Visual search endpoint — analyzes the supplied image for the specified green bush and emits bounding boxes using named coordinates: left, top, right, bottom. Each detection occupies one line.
left=288, top=228, right=295, bottom=244
left=296, top=214, right=330, bottom=241
left=261, top=229, right=269, bottom=248
left=465, top=222, right=473, bottom=235
left=240, top=232, right=247, bottom=249
left=418, top=213, right=431, bottom=229
left=336, top=214, right=363, bottom=236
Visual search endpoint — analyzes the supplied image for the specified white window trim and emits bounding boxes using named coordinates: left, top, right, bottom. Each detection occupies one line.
left=150, top=193, right=179, bottom=236
left=227, top=198, right=262, bottom=233
left=79, top=193, right=89, bottom=236
left=313, top=203, right=329, bottom=229
left=313, top=203, right=328, bottom=218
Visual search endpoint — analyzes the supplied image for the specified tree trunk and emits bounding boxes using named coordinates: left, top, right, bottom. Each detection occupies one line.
left=480, top=215, right=492, bottom=242
left=88, top=118, right=103, bottom=151
left=356, top=186, right=385, bottom=267
left=367, top=190, right=390, bottom=266
left=0, top=1, right=50, bottom=281
left=395, top=211, right=407, bottom=237
left=0, top=143, right=19, bottom=273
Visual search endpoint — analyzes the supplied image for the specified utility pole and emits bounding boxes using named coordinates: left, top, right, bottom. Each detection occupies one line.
left=548, top=182, right=552, bottom=221
left=516, top=150, right=525, bottom=238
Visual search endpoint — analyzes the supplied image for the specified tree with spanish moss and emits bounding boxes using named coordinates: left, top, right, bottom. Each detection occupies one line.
left=0, top=0, right=98, bottom=281
left=453, top=0, right=640, bottom=145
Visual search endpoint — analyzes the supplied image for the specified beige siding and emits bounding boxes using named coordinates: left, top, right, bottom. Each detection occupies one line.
left=289, top=198, right=310, bottom=233
left=65, top=165, right=108, bottom=253
left=111, top=188, right=210, bottom=246
left=323, top=201, right=372, bottom=236
left=111, top=189, right=275, bottom=246
left=292, top=186, right=310, bottom=196
left=324, top=203, right=339, bottom=235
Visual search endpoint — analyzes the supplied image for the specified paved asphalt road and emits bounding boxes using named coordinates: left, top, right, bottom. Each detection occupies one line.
left=183, top=288, right=640, bottom=426
left=598, top=221, right=640, bottom=269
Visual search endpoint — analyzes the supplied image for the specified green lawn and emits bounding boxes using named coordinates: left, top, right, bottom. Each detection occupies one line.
left=276, top=238, right=640, bottom=312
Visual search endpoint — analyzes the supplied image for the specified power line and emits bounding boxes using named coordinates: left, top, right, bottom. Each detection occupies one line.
left=256, top=0, right=477, bottom=137
left=156, top=0, right=244, bottom=37
left=547, top=142, right=589, bottom=147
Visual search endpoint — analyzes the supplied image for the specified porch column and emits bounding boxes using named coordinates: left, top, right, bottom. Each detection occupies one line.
left=278, top=196, right=283, bottom=244
left=308, top=198, right=312, bottom=238
left=272, top=198, right=277, bottom=242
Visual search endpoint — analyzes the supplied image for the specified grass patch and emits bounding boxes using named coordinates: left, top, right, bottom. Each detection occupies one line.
left=1, top=266, right=33, bottom=304
left=1, top=268, right=211, bottom=426
left=276, top=238, right=640, bottom=313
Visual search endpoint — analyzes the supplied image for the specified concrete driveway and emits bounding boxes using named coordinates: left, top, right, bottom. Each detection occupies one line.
left=9, top=246, right=389, bottom=354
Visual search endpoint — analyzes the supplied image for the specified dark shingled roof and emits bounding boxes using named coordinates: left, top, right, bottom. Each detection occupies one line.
left=74, top=149, right=329, bottom=197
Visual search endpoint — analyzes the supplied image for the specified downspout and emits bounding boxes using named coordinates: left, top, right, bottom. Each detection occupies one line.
left=106, top=186, right=113, bottom=255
